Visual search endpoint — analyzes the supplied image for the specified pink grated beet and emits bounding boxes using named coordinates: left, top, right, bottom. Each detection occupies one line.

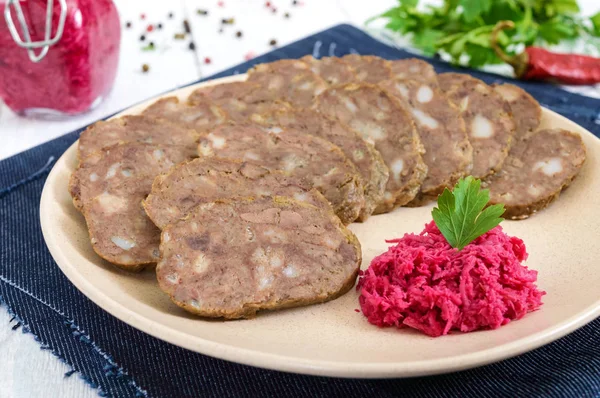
left=357, top=221, right=545, bottom=337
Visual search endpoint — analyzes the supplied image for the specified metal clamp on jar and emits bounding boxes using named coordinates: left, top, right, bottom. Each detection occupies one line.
left=0, top=0, right=121, bottom=117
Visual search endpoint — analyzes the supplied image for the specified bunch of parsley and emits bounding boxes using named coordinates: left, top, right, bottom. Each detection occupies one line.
left=371, top=0, right=600, bottom=67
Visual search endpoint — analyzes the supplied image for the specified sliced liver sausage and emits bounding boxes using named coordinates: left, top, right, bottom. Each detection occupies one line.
left=246, top=60, right=328, bottom=107
left=141, top=96, right=227, bottom=134
left=485, top=129, right=586, bottom=219
left=197, top=124, right=365, bottom=224
left=315, top=83, right=427, bottom=213
left=253, top=108, right=389, bottom=221
left=144, top=157, right=333, bottom=229
left=78, top=115, right=198, bottom=161
left=157, top=196, right=362, bottom=319
left=189, top=81, right=291, bottom=123
left=340, top=55, right=392, bottom=83
left=69, top=143, right=191, bottom=270
left=438, top=73, right=515, bottom=179
left=301, top=55, right=357, bottom=85
left=380, top=78, right=472, bottom=200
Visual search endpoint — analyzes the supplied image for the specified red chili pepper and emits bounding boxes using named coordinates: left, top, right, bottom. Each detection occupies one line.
left=492, top=21, right=600, bottom=85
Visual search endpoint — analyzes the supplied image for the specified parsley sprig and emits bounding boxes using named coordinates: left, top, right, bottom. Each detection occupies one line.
left=432, top=177, right=505, bottom=250
left=370, top=0, right=600, bottom=68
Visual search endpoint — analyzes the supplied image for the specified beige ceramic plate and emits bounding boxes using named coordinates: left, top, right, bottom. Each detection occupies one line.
left=41, top=75, right=600, bottom=378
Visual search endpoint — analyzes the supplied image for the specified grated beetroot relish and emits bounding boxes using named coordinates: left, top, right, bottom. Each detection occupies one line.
left=357, top=221, right=545, bottom=337
left=0, top=0, right=120, bottom=115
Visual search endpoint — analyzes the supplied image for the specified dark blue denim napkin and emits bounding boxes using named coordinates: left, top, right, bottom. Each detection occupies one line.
left=1, top=24, right=599, bottom=398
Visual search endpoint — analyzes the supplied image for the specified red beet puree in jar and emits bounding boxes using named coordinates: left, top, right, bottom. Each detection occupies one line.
left=0, top=0, right=121, bottom=116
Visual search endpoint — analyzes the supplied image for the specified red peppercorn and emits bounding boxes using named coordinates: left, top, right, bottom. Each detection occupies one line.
left=244, top=51, right=255, bottom=61
left=140, top=13, right=146, bottom=20
left=272, top=7, right=277, bottom=13
left=146, top=25, right=154, bottom=32
left=265, top=1, right=271, bottom=6
left=218, top=1, right=224, bottom=7
left=204, top=57, right=212, bottom=64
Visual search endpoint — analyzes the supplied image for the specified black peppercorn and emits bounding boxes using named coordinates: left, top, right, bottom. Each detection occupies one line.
left=236, top=31, right=242, bottom=38
left=189, top=42, right=196, bottom=50
left=140, top=34, right=146, bottom=41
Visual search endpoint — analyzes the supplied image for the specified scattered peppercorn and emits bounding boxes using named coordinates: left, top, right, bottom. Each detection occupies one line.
left=140, top=34, right=146, bottom=41
left=292, top=0, right=297, bottom=4
left=149, top=41, right=155, bottom=48
left=284, top=12, right=290, bottom=18
left=125, top=21, right=132, bottom=28
left=197, top=9, right=208, bottom=15
left=218, top=1, right=224, bottom=7
left=157, top=23, right=163, bottom=29
left=236, top=31, right=242, bottom=38
left=142, top=64, right=149, bottom=73
left=140, top=13, right=146, bottom=20
left=272, top=7, right=277, bottom=13
left=174, top=33, right=186, bottom=40
left=204, top=57, right=211, bottom=64
left=189, top=42, right=196, bottom=50
left=218, top=28, right=224, bottom=33
left=146, top=25, right=154, bottom=32
left=168, top=12, right=174, bottom=19
left=222, top=18, right=234, bottom=24
left=265, top=1, right=271, bottom=6
left=183, top=19, right=191, bottom=33
left=244, top=51, right=255, bottom=61
left=269, top=39, right=277, bottom=46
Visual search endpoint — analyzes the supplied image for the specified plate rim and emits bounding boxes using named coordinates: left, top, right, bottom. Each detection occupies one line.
left=40, top=75, right=600, bottom=378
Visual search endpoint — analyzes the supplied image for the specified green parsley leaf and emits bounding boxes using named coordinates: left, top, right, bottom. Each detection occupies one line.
left=460, top=0, right=492, bottom=23
left=400, top=0, right=419, bottom=8
left=412, top=29, right=445, bottom=55
left=432, top=176, right=505, bottom=250
left=370, top=0, right=592, bottom=69
left=590, top=11, right=600, bottom=36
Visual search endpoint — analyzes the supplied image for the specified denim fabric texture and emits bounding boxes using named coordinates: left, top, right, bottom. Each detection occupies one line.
left=0, top=24, right=599, bottom=398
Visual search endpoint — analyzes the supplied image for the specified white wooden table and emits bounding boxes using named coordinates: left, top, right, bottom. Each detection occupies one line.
left=0, top=0, right=598, bottom=396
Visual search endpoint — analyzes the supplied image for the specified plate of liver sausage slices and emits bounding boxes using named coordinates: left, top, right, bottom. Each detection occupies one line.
left=40, top=55, right=600, bottom=378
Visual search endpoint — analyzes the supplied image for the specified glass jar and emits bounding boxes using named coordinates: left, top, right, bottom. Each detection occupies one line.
left=0, top=0, right=121, bottom=117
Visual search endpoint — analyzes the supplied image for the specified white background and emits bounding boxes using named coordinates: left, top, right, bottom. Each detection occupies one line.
left=0, top=0, right=598, bottom=397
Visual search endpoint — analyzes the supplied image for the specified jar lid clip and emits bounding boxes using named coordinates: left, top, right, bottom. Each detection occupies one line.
left=4, top=0, right=67, bottom=63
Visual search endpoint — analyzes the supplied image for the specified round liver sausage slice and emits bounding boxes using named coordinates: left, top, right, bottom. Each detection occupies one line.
left=340, top=55, right=392, bottom=83
left=78, top=115, right=199, bottom=161
left=246, top=60, right=328, bottom=107
left=197, top=124, right=365, bottom=224
left=492, top=83, right=542, bottom=143
left=301, top=55, right=358, bottom=85
left=484, top=129, right=586, bottom=219
left=144, top=157, right=333, bottom=229
left=389, top=58, right=438, bottom=84
left=69, top=143, right=192, bottom=270
left=315, top=83, right=427, bottom=213
left=438, top=73, right=515, bottom=179
left=252, top=108, right=389, bottom=221
left=379, top=79, right=472, bottom=200
left=189, top=81, right=291, bottom=123
left=141, top=97, right=227, bottom=134
left=157, top=196, right=362, bottom=319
